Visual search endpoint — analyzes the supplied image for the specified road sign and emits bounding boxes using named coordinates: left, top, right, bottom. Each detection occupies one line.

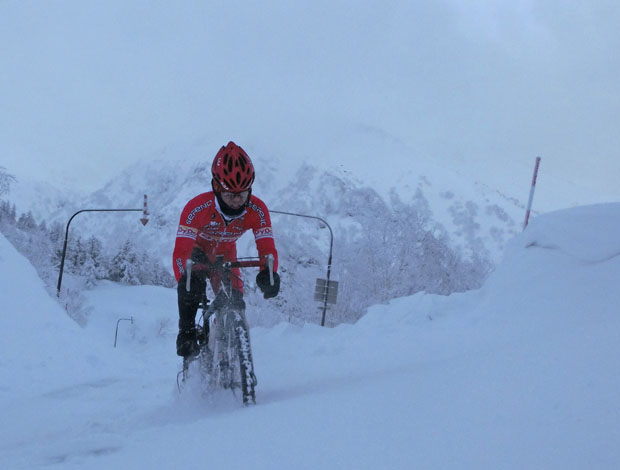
left=314, top=278, right=338, bottom=304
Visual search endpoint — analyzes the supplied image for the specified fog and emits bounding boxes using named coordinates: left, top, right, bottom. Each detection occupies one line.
left=1, top=0, right=618, bottom=206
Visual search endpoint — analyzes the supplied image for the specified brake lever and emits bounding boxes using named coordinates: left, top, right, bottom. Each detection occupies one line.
left=266, top=254, right=274, bottom=286
left=185, top=259, right=193, bottom=292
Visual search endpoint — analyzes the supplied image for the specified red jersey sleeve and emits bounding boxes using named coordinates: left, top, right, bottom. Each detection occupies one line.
left=172, top=194, right=208, bottom=281
left=247, top=196, right=279, bottom=272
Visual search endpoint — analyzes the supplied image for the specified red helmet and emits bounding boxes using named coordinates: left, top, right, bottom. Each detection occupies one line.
left=211, top=141, right=255, bottom=192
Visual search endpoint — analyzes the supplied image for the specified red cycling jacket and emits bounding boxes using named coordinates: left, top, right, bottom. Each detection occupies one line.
left=172, top=192, right=278, bottom=292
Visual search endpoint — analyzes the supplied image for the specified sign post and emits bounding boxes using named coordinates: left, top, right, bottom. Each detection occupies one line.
left=271, top=210, right=335, bottom=326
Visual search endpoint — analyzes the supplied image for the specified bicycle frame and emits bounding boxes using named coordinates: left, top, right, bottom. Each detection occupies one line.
left=178, top=254, right=274, bottom=405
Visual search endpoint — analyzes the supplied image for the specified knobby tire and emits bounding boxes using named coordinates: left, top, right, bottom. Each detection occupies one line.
left=232, top=311, right=256, bottom=405
left=201, top=309, right=256, bottom=405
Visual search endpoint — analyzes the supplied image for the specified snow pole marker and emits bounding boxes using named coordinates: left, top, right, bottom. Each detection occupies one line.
left=114, top=317, right=134, bottom=348
left=523, top=156, right=541, bottom=230
left=140, top=194, right=149, bottom=226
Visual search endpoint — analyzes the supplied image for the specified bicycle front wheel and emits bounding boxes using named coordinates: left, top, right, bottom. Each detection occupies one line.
left=231, top=310, right=256, bottom=405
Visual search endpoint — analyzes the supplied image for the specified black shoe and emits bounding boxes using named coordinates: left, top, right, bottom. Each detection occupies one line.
left=176, top=328, right=199, bottom=357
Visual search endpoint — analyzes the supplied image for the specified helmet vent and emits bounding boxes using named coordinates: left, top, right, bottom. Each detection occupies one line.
left=211, top=142, right=255, bottom=192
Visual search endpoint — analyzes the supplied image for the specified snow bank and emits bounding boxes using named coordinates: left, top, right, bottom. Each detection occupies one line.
left=519, top=203, right=620, bottom=263
left=0, top=234, right=115, bottom=397
left=355, top=203, right=620, bottom=468
left=482, top=203, right=620, bottom=325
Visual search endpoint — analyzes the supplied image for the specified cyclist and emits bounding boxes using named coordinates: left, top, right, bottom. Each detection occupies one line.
left=172, top=141, right=280, bottom=358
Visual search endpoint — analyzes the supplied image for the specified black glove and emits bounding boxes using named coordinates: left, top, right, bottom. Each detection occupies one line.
left=190, top=247, right=209, bottom=265
left=256, top=269, right=280, bottom=299
left=177, top=274, right=206, bottom=307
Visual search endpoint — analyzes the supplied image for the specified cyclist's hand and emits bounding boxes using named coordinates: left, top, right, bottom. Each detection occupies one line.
left=190, top=247, right=208, bottom=265
left=256, top=269, right=280, bottom=299
left=178, top=274, right=205, bottom=305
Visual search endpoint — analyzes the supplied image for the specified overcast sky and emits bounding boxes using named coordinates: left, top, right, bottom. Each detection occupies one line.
left=1, top=0, right=618, bottom=208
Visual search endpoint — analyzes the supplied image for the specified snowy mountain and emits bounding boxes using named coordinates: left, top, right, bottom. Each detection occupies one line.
left=5, top=132, right=529, bottom=325
left=2, top=203, right=619, bottom=469
left=11, top=130, right=525, bottom=259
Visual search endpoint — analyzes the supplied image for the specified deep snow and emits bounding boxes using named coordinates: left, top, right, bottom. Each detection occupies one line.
left=1, top=203, right=619, bottom=469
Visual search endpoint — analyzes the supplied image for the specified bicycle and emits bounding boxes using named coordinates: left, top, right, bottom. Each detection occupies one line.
left=176, top=254, right=275, bottom=405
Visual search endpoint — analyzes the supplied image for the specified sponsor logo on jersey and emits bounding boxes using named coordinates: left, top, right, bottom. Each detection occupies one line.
left=176, top=257, right=185, bottom=275
left=186, top=200, right=213, bottom=225
left=254, top=227, right=273, bottom=240
left=248, top=202, right=267, bottom=226
left=198, top=230, right=243, bottom=243
left=177, top=225, right=198, bottom=240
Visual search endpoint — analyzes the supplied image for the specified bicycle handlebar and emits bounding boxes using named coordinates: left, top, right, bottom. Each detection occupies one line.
left=185, top=254, right=275, bottom=292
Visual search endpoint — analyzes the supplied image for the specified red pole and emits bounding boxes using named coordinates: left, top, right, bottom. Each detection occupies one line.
left=523, top=157, right=541, bottom=230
